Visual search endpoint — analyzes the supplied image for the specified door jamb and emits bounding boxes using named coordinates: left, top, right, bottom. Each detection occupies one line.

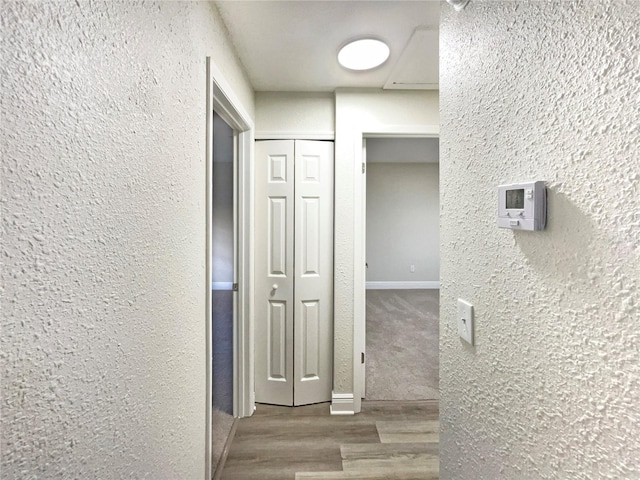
left=205, top=57, right=255, bottom=480
left=352, top=124, right=439, bottom=414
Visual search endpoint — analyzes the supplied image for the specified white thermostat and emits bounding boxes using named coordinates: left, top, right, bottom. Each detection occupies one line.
left=498, top=181, right=546, bottom=231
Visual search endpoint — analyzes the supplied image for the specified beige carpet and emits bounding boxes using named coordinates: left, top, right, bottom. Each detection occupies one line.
left=365, top=289, right=439, bottom=400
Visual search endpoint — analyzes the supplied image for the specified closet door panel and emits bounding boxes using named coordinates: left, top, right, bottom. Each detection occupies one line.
left=255, top=140, right=295, bottom=406
left=255, top=139, right=333, bottom=407
left=300, top=197, right=320, bottom=275
left=294, top=140, right=334, bottom=406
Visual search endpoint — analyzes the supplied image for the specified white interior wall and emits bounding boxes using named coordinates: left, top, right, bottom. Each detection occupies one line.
left=366, top=163, right=439, bottom=285
left=1, top=2, right=254, bottom=478
left=440, top=1, right=640, bottom=478
left=366, top=137, right=439, bottom=164
left=333, top=89, right=439, bottom=394
left=255, top=91, right=335, bottom=138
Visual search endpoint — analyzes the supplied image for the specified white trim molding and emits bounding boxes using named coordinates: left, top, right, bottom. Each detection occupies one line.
left=208, top=60, right=255, bottom=421
left=204, top=57, right=255, bottom=480
left=366, top=281, right=440, bottom=290
left=205, top=55, right=256, bottom=480
left=330, top=392, right=356, bottom=415
left=255, top=130, right=335, bottom=141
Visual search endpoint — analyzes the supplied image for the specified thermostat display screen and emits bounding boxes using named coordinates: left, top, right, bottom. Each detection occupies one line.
left=506, top=189, right=524, bottom=209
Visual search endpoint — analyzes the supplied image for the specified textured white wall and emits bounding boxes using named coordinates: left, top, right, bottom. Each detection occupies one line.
left=1, top=1, right=254, bottom=478
left=366, top=163, right=439, bottom=283
left=255, top=92, right=335, bottom=136
left=334, top=89, right=439, bottom=392
left=440, top=1, right=640, bottom=478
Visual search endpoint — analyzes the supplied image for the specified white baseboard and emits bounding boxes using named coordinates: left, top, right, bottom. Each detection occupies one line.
left=212, top=282, right=233, bottom=291
left=366, top=281, right=440, bottom=290
left=330, top=392, right=355, bottom=415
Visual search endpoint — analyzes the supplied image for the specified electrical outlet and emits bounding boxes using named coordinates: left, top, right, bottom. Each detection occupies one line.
left=457, top=299, right=474, bottom=345
left=410, top=264, right=415, bottom=273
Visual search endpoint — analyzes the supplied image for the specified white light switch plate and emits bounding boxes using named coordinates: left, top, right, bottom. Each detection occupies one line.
left=457, top=299, right=474, bottom=345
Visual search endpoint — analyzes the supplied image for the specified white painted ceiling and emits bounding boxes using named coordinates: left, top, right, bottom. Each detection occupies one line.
left=214, top=1, right=441, bottom=92
left=367, top=137, right=439, bottom=164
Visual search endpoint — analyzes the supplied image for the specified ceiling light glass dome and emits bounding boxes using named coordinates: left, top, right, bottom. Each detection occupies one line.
left=338, top=38, right=390, bottom=71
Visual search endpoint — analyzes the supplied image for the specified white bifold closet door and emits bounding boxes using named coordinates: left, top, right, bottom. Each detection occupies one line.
left=255, top=140, right=334, bottom=406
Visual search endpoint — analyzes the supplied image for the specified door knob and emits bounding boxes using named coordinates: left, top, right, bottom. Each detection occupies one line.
left=272, top=284, right=278, bottom=290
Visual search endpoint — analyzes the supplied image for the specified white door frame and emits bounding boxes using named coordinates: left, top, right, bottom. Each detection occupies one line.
left=205, top=58, right=255, bottom=480
left=352, top=124, right=439, bottom=414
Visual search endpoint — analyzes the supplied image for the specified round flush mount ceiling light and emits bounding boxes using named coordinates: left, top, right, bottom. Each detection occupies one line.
left=338, top=38, right=390, bottom=71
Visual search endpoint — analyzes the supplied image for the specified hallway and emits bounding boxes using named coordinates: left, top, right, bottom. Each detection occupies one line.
left=217, top=401, right=439, bottom=480
left=3, top=1, right=638, bottom=478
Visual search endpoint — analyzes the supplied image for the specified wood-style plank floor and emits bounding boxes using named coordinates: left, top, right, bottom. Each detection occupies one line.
left=218, top=400, right=438, bottom=480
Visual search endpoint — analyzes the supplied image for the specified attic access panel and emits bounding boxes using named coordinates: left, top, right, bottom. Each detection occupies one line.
left=384, top=28, right=439, bottom=90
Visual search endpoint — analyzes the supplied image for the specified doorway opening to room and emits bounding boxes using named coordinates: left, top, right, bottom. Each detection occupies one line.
left=361, top=136, right=440, bottom=402
left=210, top=110, right=237, bottom=472
left=205, top=57, right=254, bottom=479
